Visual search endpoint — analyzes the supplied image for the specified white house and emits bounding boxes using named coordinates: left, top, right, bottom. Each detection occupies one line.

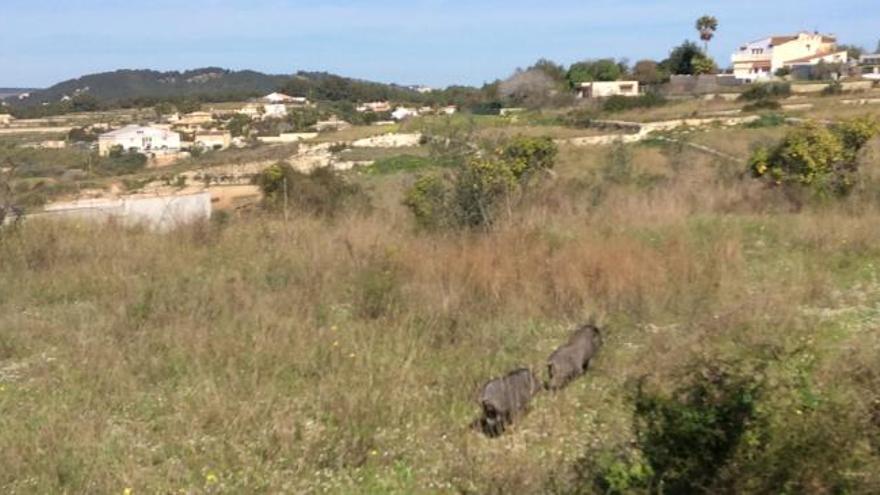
left=391, top=107, right=419, bottom=121
left=575, top=81, right=640, bottom=99
left=357, top=101, right=392, bottom=113
left=263, top=103, right=288, bottom=119
left=860, top=53, right=880, bottom=80
left=0, top=114, right=13, bottom=126
left=732, top=32, right=847, bottom=81
left=263, top=92, right=293, bottom=103
left=98, top=125, right=181, bottom=156
left=262, top=92, right=308, bottom=105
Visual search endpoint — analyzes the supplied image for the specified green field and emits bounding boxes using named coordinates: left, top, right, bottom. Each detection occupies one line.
left=2, top=95, right=880, bottom=493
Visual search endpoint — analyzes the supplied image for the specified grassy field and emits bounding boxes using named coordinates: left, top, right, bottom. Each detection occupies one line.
left=2, top=101, right=880, bottom=493
left=0, top=106, right=880, bottom=493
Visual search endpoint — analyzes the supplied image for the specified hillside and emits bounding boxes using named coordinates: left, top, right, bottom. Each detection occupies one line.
left=10, top=68, right=291, bottom=105
left=0, top=88, right=38, bottom=100
left=4, top=68, right=442, bottom=117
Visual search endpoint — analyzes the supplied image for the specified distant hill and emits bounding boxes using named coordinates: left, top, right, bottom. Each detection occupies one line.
left=0, top=88, right=38, bottom=100
left=12, top=68, right=291, bottom=105
left=4, top=67, right=478, bottom=119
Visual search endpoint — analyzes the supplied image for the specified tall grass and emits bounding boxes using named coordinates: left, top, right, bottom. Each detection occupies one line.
left=2, top=135, right=880, bottom=493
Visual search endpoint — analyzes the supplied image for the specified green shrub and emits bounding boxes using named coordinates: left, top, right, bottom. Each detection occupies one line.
left=254, top=163, right=370, bottom=217
left=562, top=108, right=599, bottom=128
left=402, top=174, right=450, bottom=229
left=500, top=135, right=558, bottom=182
left=450, top=157, right=519, bottom=228
left=749, top=117, right=880, bottom=197
left=403, top=136, right=558, bottom=230
left=602, top=93, right=667, bottom=113
left=744, top=113, right=786, bottom=128
left=94, top=152, right=148, bottom=176
left=632, top=367, right=759, bottom=494
left=739, top=82, right=791, bottom=101
left=822, top=81, right=844, bottom=96
left=557, top=363, right=761, bottom=495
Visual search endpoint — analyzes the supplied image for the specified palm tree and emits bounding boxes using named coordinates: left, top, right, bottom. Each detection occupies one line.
left=695, top=15, right=719, bottom=53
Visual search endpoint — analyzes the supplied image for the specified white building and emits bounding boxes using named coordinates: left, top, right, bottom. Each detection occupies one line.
left=860, top=53, right=880, bottom=80
left=262, top=92, right=308, bottom=105
left=391, top=107, right=419, bottom=121
left=731, top=32, right=847, bottom=81
left=575, top=81, right=640, bottom=99
left=357, top=101, right=392, bottom=113
left=263, top=103, right=288, bottom=119
left=97, top=125, right=181, bottom=156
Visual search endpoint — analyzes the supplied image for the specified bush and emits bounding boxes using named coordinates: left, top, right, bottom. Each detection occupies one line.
left=403, top=174, right=450, bottom=229
left=739, top=82, right=791, bottom=101
left=404, top=136, right=558, bottom=230
left=822, top=81, right=844, bottom=96
left=254, top=163, right=370, bottom=217
left=749, top=117, right=880, bottom=197
left=631, top=366, right=759, bottom=493
left=560, top=363, right=761, bottom=495
left=744, top=113, right=786, bottom=128
left=602, top=93, right=667, bottom=113
left=94, top=152, right=148, bottom=176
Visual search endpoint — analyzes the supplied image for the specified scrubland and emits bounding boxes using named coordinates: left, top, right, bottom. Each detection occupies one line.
left=2, top=113, right=880, bottom=494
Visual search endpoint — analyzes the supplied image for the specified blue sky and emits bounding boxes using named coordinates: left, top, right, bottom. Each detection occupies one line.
left=1, top=0, right=878, bottom=88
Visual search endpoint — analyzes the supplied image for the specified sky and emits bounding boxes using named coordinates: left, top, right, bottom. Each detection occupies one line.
left=1, top=0, right=878, bottom=89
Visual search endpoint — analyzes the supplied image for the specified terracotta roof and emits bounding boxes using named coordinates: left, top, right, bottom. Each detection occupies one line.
left=784, top=50, right=846, bottom=65
left=770, top=36, right=797, bottom=46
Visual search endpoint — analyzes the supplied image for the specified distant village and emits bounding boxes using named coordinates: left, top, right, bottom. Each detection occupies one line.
left=1, top=26, right=879, bottom=231
left=1, top=29, right=878, bottom=163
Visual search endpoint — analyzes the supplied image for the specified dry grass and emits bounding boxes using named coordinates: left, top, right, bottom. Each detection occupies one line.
left=2, top=122, right=880, bottom=493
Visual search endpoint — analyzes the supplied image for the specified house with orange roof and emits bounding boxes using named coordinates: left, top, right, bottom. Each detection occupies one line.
left=732, top=32, right=847, bottom=82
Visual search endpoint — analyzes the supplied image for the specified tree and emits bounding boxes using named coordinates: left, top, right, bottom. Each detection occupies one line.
left=176, top=99, right=202, bottom=114
left=567, top=59, right=623, bottom=86
left=692, top=56, right=718, bottom=75
left=226, top=113, right=252, bottom=138
left=404, top=136, right=558, bottom=230
left=498, top=69, right=557, bottom=107
left=632, top=60, right=669, bottom=85
left=154, top=102, right=176, bottom=119
left=837, top=44, right=864, bottom=60
left=695, top=15, right=719, bottom=53
left=528, top=58, right=568, bottom=86
left=663, top=41, right=709, bottom=75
